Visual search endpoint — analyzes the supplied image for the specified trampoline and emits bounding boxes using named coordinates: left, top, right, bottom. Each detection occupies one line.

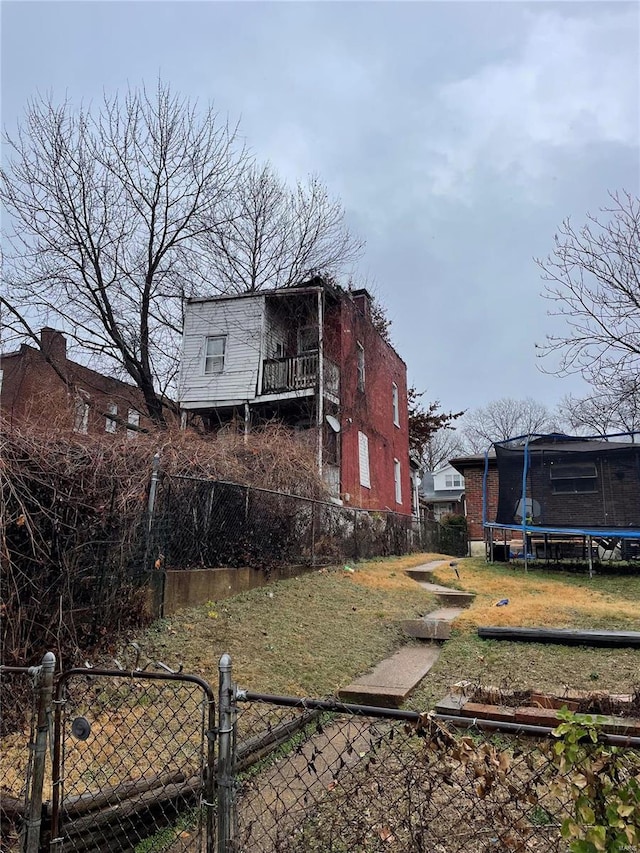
left=483, top=432, right=640, bottom=576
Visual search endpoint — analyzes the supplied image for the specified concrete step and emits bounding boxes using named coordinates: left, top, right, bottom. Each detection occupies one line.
left=413, top=580, right=459, bottom=594
left=402, top=607, right=465, bottom=641
left=435, top=591, right=475, bottom=607
left=402, top=619, right=452, bottom=640
left=339, top=645, right=441, bottom=708
left=425, top=607, right=466, bottom=621
left=406, top=568, right=445, bottom=583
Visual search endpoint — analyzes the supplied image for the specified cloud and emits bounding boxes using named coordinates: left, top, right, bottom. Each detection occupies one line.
left=426, top=9, right=640, bottom=199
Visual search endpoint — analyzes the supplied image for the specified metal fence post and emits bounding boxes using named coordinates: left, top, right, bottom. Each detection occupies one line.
left=147, top=451, right=162, bottom=533
left=147, top=452, right=166, bottom=618
left=217, top=654, right=235, bottom=853
left=23, top=651, right=55, bottom=853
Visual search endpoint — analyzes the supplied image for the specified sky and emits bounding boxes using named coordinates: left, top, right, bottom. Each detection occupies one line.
left=1, top=0, right=639, bottom=415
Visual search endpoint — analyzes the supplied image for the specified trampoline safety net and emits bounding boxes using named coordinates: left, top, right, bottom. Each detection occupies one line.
left=493, top=434, right=640, bottom=533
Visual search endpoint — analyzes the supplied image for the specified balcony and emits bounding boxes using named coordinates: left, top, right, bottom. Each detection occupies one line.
left=261, top=354, right=339, bottom=397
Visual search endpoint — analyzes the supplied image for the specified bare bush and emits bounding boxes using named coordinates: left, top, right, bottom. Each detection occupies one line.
left=0, top=418, right=328, bottom=689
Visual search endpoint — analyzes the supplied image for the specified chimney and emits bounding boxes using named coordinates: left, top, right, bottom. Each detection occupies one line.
left=40, top=328, right=67, bottom=362
left=351, top=288, right=372, bottom=322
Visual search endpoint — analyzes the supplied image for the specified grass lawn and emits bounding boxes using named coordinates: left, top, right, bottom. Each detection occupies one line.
left=131, top=553, right=640, bottom=711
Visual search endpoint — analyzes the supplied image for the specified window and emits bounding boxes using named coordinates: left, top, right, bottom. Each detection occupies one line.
left=105, top=402, right=118, bottom=434
left=394, top=459, right=402, bottom=504
left=358, top=431, right=371, bottom=489
left=550, top=462, right=598, bottom=494
left=445, top=473, right=463, bottom=489
left=392, top=383, right=399, bottom=427
left=298, top=326, right=318, bottom=353
left=204, top=336, right=226, bottom=374
left=73, top=391, right=89, bottom=434
left=356, top=343, right=365, bottom=392
left=127, top=408, right=140, bottom=439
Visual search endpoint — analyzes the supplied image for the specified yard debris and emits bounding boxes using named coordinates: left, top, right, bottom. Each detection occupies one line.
left=343, top=565, right=355, bottom=573
left=496, top=599, right=509, bottom=607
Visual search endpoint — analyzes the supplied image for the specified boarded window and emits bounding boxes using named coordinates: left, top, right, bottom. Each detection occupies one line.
left=394, top=458, right=402, bottom=504
left=204, top=336, right=226, bottom=374
left=358, top=431, right=371, bottom=489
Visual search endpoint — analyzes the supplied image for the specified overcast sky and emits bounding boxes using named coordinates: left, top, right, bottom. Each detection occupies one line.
left=2, top=0, right=639, bottom=414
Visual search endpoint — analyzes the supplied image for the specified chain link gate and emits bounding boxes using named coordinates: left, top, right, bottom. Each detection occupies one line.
left=50, top=668, right=216, bottom=853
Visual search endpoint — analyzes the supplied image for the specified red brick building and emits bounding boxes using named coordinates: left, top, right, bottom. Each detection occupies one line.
left=179, top=280, right=414, bottom=515
left=450, top=450, right=498, bottom=554
left=1, top=328, right=150, bottom=436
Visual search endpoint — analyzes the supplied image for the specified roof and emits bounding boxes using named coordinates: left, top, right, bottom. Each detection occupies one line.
left=422, top=490, right=465, bottom=504
left=187, top=276, right=341, bottom=305
left=449, top=450, right=496, bottom=473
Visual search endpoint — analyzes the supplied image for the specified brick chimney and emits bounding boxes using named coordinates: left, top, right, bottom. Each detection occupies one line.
left=351, top=288, right=372, bottom=322
left=40, top=328, right=67, bottom=362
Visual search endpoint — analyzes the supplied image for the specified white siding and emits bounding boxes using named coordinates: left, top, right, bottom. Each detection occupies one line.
left=179, top=296, right=265, bottom=405
left=433, top=463, right=464, bottom=492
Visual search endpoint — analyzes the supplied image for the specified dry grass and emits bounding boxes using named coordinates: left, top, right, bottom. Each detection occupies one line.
left=407, top=557, right=640, bottom=710
left=138, top=553, right=443, bottom=699
left=429, top=558, right=640, bottom=630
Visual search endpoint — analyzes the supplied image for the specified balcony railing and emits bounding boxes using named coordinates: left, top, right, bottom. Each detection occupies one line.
left=261, top=354, right=340, bottom=397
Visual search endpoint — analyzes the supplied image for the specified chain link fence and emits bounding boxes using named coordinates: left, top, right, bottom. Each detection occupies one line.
left=230, top=692, right=640, bottom=853
left=50, top=668, right=215, bottom=853
left=7, top=653, right=637, bottom=852
left=151, top=475, right=428, bottom=574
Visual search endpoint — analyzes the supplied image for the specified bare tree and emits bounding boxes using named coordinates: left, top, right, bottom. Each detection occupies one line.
left=537, top=190, right=640, bottom=386
left=557, top=377, right=640, bottom=438
left=460, top=397, right=559, bottom=452
left=423, top=428, right=466, bottom=472
left=203, top=163, right=363, bottom=293
left=1, top=82, right=245, bottom=425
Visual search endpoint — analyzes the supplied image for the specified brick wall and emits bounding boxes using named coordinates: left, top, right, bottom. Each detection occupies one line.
left=337, top=292, right=411, bottom=514
left=1, top=330, right=151, bottom=436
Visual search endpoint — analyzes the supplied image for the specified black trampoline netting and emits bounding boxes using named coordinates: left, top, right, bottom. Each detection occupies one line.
left=493, top=434, right=640, bottom=532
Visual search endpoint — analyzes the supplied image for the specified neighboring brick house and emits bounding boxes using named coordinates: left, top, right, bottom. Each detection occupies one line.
left=178, top=279, right=413, bottom=514
left=449, top=450, right=498, bottom=554
left=0, top=328, right=150, bottom=436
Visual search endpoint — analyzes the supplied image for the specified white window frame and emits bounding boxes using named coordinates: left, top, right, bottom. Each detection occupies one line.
left=358, top=431, right=371, bottom=489
left=127, top=408, right=140, bottom=439
left=203, top=335, right=226, bottom=375
left=394, top=458, right=402, bottom=505
left=445, top=473, right=462, bottom=489
left=105, top=402, right=118, bottom=434
left=392, top=382, right=399, bottom=427
left=73, top=390, right=90, bottom=434
left=356, top=342, right=365, bottom=392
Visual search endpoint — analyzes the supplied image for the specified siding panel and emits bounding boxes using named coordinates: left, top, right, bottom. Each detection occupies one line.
left=179, top=297, right=265, bottom=404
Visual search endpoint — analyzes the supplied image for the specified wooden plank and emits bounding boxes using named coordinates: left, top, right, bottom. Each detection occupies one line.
left=478, top=627, right=640, bottom=648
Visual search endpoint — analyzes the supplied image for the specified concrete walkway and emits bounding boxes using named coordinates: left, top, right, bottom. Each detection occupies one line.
left=339, top=559, right=474, bottom=707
